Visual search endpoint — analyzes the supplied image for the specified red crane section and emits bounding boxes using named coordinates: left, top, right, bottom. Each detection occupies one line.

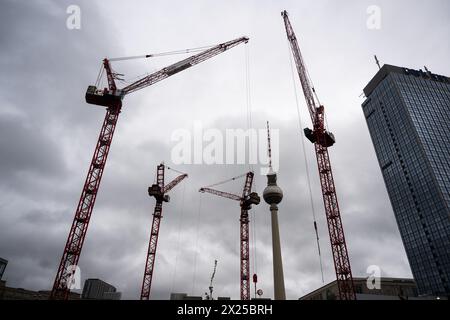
left=141, top=164, right=187, bottom=300
left=51, top=36, right=248, bottom=300
left=50, top=62, right=121, bottom=300
left=198, top=188, right=241, bottom=201
left=199, top=172, right=260, bottom=300
left=121, top=37, right=249, bottom=95
left=282, top=10, right=355, bottom=300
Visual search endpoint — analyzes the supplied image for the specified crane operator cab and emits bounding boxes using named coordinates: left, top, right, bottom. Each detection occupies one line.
left=304, top=127, right=336, bottom=148
left=148, top=184, right=170, bottom=203
left=241, top=192, right=261, bottom=210
left=85, top=85, right=124, bottom=107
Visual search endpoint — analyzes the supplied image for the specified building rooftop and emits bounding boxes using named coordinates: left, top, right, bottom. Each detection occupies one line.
left=299, top=277, right=418, bottom=300
left=363, top=64, right=450, bottom=97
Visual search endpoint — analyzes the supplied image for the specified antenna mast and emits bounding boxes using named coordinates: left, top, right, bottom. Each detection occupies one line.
left=266, top=121, right=273, bottom=172
left=374, top=55, right=381, bottom=70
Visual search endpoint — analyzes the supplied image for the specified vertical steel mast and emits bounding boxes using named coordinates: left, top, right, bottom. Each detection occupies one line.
left=200, top=172, right=260, bottom=300
left=282, top=10, right=355, bottom=300
left=51, top=59, right=120, bottom=300
left=141, top=164, right=187, bottom=300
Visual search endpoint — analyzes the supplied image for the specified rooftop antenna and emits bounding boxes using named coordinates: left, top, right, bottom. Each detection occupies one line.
left=374, top=55, right=381, bottom=70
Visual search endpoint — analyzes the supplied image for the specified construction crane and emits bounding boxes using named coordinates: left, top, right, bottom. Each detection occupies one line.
left=50, top=36, right=249, bottom=300
left=141, top=163, right=187, bottom=300
left=199, top=172, right=260, bottom=300
left=281, top=10, right=356, bottom=300
left=205, top=260, right=218, bottom=300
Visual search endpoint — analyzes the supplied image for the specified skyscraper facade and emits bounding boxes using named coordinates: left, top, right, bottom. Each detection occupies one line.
left=362, top=64, right=450, bottom=297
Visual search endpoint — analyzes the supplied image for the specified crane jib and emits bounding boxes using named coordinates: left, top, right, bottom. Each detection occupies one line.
left=166, top=60, right=192, bottom=76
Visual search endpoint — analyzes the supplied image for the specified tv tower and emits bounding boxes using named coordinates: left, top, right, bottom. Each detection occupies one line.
left=262, top=121, right=286, bottom=300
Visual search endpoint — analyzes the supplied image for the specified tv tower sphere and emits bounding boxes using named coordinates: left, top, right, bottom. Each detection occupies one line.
left=263, top=172, right=283, bottom=205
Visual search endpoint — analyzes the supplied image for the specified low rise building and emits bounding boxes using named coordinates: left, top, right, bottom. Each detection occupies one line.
left=170, top=292, right=205, bottom=300
left=300, top=277, right=428, bottom=300
left=0, top=280, right=80, bottom=300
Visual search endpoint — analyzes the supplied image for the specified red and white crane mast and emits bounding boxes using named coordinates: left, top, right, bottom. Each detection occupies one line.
left=141, top=164, right=187, bottom=300
left=199, top=172, right=260, bottom=300
left=282, top=10, right=355, bottom=300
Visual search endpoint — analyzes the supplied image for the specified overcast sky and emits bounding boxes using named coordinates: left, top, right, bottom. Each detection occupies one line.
left=0, top=0, right=449, bottom=300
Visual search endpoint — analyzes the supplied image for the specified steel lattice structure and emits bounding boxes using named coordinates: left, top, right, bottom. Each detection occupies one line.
left=50, top=104, right=120, bottom=300
left=200, top=172, right=260, bottom=300
left=50, top=36, right=248, bottom=299
left=141, top=164, right=187, bottom=300
left=282, top=10, right=355, bottom=300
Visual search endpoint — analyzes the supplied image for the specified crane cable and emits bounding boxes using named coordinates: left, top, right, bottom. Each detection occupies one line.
left=287, top=38, right=325, bottom=283
left=166, top=166, right=187, bottom=176
left=109, top=44, right=216, bottom=62
left=305, top=60, right=331, bottom=133
left=171, top=182, right=187, bottom=293
left=204, top=173, right=247, bottom=189
left=103, top=44, right=217, bottom=86
left=245, top=44, right=254, bottom=172
left=166, top=165, right=188, bottom=293
left=95, top=63, right=104, bottom=88
left=296, top=44, right=331, bottom=133
left=191, top=193, right=203, bottom=295
left=244, top=44, right=259, bottom=290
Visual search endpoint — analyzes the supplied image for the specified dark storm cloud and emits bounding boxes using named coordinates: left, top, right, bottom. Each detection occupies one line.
left=1, top=0, right=448, bottom=300
left=0, top=0, right=119, bottom=292
left=0, top=114, right=64, bottom=178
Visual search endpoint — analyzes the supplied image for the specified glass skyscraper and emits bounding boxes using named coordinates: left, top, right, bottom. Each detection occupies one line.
left=362, top=64, right=450, bottom=297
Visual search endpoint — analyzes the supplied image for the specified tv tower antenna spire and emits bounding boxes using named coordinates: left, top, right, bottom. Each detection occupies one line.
left=263, top=120, right=286, bottom=300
